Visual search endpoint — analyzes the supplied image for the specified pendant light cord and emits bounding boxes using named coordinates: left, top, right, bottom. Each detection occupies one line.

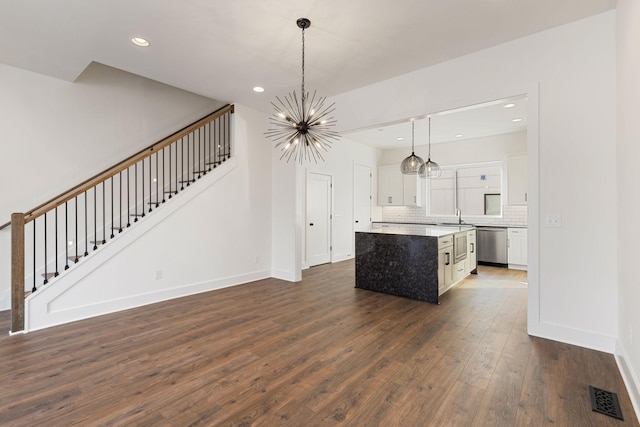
left=428, top=116, right=432, bottom=159
left=411, top=120, right=415, bottom=153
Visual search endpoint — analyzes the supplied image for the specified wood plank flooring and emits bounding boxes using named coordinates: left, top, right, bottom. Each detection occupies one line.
left=0, top=261, right=637, bottom=426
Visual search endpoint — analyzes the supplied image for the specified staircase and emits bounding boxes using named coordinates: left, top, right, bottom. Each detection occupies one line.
left=6, top=105, right=234, bottom=333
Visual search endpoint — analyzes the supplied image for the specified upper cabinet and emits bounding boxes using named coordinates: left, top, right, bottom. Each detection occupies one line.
left=378, top=165, right=403, bottom=206
left=377, top=165, right=422, bottom=206
left=507, top=154, right=527, bottom=205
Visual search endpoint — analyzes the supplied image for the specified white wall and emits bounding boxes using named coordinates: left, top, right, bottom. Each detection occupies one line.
left=270, top=131, right=381, bottom=279
left=332, top=12, right=618, bottom=352
left=0, top=62, right=225, bottom=310
left=616, top=0, right=640, bottom=414
left=301, top=137, right=381, bottom=266
left=26, top=104, right=273, bottom=330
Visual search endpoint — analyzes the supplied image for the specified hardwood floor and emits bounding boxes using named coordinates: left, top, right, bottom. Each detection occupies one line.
left=0, top=261, right=637, bottom=426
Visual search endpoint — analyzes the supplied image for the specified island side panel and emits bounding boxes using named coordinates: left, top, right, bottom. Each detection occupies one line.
left=355, top=232, right=440, bottom=304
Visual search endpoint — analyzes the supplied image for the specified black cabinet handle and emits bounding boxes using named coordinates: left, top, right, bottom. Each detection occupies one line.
left=309, top=223, right=314, bottom=226
left=470, top=243, right=475, bottom=253
left=445, top=253, right=450, bottom=266
left=355, top=220, right=359, bottom=223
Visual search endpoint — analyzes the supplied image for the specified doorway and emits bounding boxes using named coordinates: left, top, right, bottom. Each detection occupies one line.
left=306, top=172, right=332, bottom=267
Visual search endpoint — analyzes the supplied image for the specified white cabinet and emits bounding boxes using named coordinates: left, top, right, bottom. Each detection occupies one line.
left=437, top=236, right=453, bottom=295
left=452, top=261, right=466, bottom=283
left=507, top=155, right=527, bottom=205
left=507, top=227, right=528, bottom=270
left=377, top=165, right=422, bottom=206
left=378, top=165, right=403, bottom=206
left=403, top=174, right=423, bottom=206
left=466, top=229, right=477, bottom=274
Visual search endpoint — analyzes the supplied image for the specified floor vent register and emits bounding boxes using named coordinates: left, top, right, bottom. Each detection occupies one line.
left=589, top=385, right=624, bottom=420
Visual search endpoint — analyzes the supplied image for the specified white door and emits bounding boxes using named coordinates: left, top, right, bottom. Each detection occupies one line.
left=307, top=172, right=332, bottom=266
left=353, top=164, right=371, bottom=232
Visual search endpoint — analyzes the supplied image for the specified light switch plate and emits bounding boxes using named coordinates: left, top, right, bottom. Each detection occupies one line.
left=545, top=215, right=562, bottom=228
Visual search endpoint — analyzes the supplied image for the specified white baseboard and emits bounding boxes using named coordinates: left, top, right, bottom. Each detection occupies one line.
left=332, top=253, right=354, bottom=263
left=528, top=319, right=617, bottom=354
left=270, top=269, right=300, bottom=282
left=26, top=270, right=271, bottom=332
left=615, top=341, right=640, bottom=422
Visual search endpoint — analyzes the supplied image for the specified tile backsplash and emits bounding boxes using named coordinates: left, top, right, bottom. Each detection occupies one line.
left=381, top=204, right=527, bottom=227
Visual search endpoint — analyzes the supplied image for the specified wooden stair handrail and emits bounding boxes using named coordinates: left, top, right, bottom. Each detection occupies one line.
left=0, top=104, right=233, bottom=230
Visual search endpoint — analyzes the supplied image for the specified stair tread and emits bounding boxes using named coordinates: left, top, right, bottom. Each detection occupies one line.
left=41, top=272, right=57, bottom=279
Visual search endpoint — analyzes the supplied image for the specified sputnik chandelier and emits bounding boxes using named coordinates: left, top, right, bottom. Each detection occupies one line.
left=265, top=18, right=339, bottom=163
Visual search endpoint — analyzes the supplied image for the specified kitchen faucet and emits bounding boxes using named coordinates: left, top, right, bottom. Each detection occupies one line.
left=456, top=208, right=463, bottom=224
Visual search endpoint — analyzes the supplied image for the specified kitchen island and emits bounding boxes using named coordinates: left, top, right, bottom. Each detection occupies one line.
left=355, top=224, right=476, bottom=304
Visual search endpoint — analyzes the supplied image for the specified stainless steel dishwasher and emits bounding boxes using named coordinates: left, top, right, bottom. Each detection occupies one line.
left=476, top=227, right=508, bottom=266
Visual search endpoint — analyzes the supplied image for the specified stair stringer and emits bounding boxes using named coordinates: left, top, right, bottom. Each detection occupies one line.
left=24, top=157, right=264, bottom=332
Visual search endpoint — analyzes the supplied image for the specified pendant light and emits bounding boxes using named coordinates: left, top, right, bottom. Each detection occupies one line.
left=419, top=116, right=441, bottom=179
left=400, top=119, right=424, bottom=175
left=265, top=18, right=340, bottom=163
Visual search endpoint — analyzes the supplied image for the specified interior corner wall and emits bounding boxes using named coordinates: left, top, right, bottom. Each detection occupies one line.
left=0, top=61, right=225, bottom=310
left=616, top=0, right=640, bottom=413
left=270, top=135, right=300, bottom=282
left=332, top=11, right=618, bottom=352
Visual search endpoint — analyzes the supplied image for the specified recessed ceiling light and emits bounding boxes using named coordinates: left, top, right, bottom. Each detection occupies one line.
left=253, top=86, right=265, bottom=93
left=512, top=118, right=523, bottom=122
left=504, top=103, right=516, bottom=108
left=397, top=137, right=404, bottom=141
left=455, top=134, right=463, bottom=138
left=131, top=37, right=150, bottom=47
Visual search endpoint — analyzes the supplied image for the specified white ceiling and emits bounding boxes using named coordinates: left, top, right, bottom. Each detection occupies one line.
left=344, top=95, right=528, bottom=149
left=0, top=0, right=615, bottom=145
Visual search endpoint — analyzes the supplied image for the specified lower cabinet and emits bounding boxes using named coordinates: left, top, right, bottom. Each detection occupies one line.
left=507, top=227, right=528, bottom=270
left=466, top=229, right=477, bottom=274
left=452, top=260, right=466, bottom=283
left=438, top=230, right=478, bottom=296
left=438, top=236, right=453, bottom=295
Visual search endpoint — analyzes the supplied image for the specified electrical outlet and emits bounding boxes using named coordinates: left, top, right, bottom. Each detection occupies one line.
left=545, top=215, right=562, bottom=228
left=155, top=270, right=163, bottom=280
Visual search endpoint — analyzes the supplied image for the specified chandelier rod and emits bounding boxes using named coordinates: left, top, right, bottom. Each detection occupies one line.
left=428, top=116, right=432, bottom=158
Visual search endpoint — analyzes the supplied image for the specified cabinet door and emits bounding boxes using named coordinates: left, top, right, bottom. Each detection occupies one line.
left=452, top=261, right=466, bottom=283
left=507, top=228, right=527, bottom=266
left=466, top=230, right=477, bottom=273
left=377, top=166, right=403, bottom=206
left=507, top=155, right=527, bottom=205
left=403, top=174, right=423, bottom=206
left=438, top=247, right=453, bottom=294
